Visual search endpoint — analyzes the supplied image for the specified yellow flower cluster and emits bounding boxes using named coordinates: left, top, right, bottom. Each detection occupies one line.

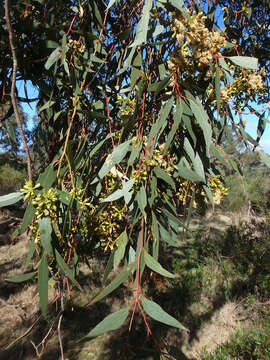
left=168, top=10, right=226, bottom=74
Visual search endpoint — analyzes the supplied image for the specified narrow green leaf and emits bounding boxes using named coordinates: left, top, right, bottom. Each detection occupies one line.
left=189, top=100, right=212, bottom=153
left=130, top=0, right=152, bottom=48
left=136, top=186, right=147, bottom=218
left=114, top=231, right=128, bottom=269
left=84, top=308, right=129, bottom=339
left=98, top=140, right=131, bottom=179
left=6, top=271, right=36, bottom=283
left=177, top=165, right=203, bottom=182
left=152, top=212, right=159, bottom=260
left=215, top=66, right=221, bottom=113
left=227, top=56, right=258, bottom=70
left=154, top=167, right=176, bottom=190
left=38, top=166, right=56, bottom=189
left=164, top=99, right=183, bottom=153
left=193, top=153, right=206, bottom=183
left=0, top=192, right=23, bottom=208
left=20, top=201, right=35, bottom=233
left=141, top=297, right=187, bottom=330
left=103, top=251, right=115, bottom=283
left=168, top=0, right=189, bottom=19
left=91, top=262, right=135, bottom=305
left=148, top=77, right=171, bottom=94
left=128, top=141, right=142, bottom=166
left=45, top=47, right=60, bottom=70
left=218, top=58, right=232, bottom=81
left=102, top=178, right=135, bottom=202
left=39, top=218, right=53, bottom=254
left=38, top=255, right=48, bottom=316
left=152, top=25, right=165, bottom=38
left=147, top=98, right=173, bottom=147
left=55, top=249, right=82, bottom=290
left=144, top=251, right=175, bottom=278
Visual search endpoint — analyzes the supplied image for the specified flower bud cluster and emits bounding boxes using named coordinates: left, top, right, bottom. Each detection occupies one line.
left=221, top=69, right=265, bottom=105
left=168, top=10, right=226, bottom=75
left=68, top=39, right=86, bottom=53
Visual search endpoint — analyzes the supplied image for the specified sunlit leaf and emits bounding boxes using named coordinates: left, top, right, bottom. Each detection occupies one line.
left=144, top=251, right=175, bottom=278
left=6, top=271, right=36, bottom=283
left=39, top=217, right=53, bottom=254
left=227, top=56, right=258, bottom=70
left=83, top=308, right=129, bottom=339
left=130, top=0, right=152, bottom=48
left=0, top=192, right=23, bottom=208
left=141, top=297, right=187, bottom=330
left=45, top=48, right=60, bottom=70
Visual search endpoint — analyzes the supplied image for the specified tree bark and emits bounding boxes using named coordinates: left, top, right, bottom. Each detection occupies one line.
left=4, top=0, right=32, bottom=182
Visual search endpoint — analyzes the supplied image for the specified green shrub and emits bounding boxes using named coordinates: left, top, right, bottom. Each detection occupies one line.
left=201, top=324, right=270, bottom=360
left=0, top=164, right=26, bottom=194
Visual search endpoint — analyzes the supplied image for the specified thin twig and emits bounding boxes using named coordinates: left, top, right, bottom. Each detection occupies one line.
left=58, top=313, right=64, bottom=360
left=4, top=0, right=32, bottom=181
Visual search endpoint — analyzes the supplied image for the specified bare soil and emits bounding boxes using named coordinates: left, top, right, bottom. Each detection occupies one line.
left=0, top=214, right=254, bottom=359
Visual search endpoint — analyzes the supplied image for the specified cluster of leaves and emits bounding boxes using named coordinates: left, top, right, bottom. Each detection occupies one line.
left=1, top=0, right=270, bottom=342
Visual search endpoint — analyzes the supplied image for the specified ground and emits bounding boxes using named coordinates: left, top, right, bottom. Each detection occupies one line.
left=0, top=211, right=266, bottom=359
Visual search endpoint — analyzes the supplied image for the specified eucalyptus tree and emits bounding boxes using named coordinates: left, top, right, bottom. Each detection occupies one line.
left=1, top=0, right=270, bottom=346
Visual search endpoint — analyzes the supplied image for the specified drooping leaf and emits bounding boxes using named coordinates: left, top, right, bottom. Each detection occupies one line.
left=55, top=249, right=82, bottom=290
left=38, top=100, right=55, bottom=113
left=38, top=255, right=48, bottom=316
left=148, top=77, right=171, bottom=95
left=91, top=262, right=135, bottom=305
left=103, top=251, right=115, bottom=283
left=147, top=97, right=173, bottom=147
left=102, top=178, right=135, bottom=202
left=83, top=308, right=129, bottom=339
left=38, top=166, right=56, bottom=189
left=130, top=0, right=152, bottom=48
left=39, top=217, right=53, bottom=254
left=189, top=99, right=212, bottom=153
left=45, top=48, right=60, bottom=70
left=141, top=297, right=187, bottom=330
left=154, top=167, right=176, bottom=190
left=144, top=251, right=175, bottom=278
left=177, top=164, right=203, bottom=182
left=114, top=231, right=128, bottom=269
left=20, top=201, right=35, bottom=233
left=98, top=140, right=131, bottom=179
left=6, top=271, right=36, bottom=283
left=227, top=56, right=258, bottom=70
left=152, top=212, right=159, bottom=260
left=136, top=186, right=147, bottom=218
left=0, top=192, right=23, bottom=208
left=164, top=99, right=183, bottom=153
left=128, top=141, right=142, bottom=166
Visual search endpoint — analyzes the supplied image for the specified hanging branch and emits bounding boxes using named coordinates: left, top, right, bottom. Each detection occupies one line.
left=4, top=0, right=32, bottom=182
